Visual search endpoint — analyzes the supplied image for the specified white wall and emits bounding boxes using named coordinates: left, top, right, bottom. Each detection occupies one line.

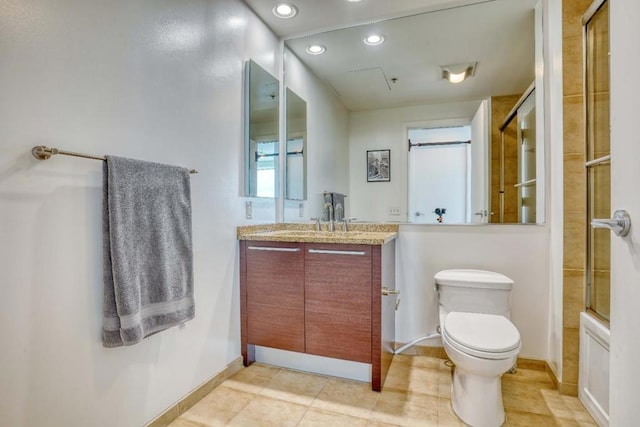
left=396, top=224, right=550, bottom=360
left=0, top=1, right=279, bottom=426
left=349, top=101, right=480, bottom=222
left=282, top=48, right=350, bottom=222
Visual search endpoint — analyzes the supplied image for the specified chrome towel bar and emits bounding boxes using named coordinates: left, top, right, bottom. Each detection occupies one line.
left=31, top=145, right=198, bottom=174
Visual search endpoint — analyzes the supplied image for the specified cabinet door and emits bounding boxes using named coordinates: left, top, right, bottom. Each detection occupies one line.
left=305, top=244, right=372, bottom=363
left=246, top=242, right=304, bottom=352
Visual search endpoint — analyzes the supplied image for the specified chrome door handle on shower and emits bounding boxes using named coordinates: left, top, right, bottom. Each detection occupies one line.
left=591, top=210, right=631, bottom=237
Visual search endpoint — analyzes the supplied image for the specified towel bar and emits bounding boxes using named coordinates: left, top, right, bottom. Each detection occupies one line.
left=31, top=145, right=198, bottom=174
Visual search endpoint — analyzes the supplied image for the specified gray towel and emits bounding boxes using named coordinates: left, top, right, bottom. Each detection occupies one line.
left=102, top=156, right=194, bottom=347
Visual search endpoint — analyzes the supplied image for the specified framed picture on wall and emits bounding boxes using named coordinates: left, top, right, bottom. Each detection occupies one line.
left=366, top=149, right=391, bottom=182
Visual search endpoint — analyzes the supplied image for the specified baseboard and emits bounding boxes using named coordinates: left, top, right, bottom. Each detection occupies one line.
left=145, top=356, right=243, bottom=427
left=545, top=362, right=560, bottom=389
left=408, top=345, right=550, bottom=373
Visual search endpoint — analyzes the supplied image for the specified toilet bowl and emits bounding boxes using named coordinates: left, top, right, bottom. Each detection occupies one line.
left=435, top=269, right=521, bottom=427
left=442, top=311, right=520, bottom=427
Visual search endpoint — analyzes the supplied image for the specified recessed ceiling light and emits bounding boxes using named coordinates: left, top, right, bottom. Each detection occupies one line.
left=363, top=34, right=385, bottom=46
left=440, top=62, right=478, bottom=84
left=305, top=44, right=326, bottom=55
left=272, top=3, right=298, bottom=19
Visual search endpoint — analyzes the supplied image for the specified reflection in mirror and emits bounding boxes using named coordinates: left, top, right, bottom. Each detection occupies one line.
left=285, top=89, right=307, bottom=200
left=497, top=87, right=539, bottom=224
left=245, top=60, right=279, bottom=198
left=284, top=0, right=544, bottom=224
left=408, top=124, right=472, bottom=224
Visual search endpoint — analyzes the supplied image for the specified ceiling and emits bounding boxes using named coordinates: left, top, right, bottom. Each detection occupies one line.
left=243, top=0, right=492, bottom=39
left=244, top=0, right=538, bottom=113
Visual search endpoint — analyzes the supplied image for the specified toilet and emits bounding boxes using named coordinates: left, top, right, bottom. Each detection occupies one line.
left=435, top=269, right=521, bottom=427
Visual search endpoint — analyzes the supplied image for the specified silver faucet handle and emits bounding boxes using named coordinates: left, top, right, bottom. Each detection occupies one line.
left=342, top=217, right=357, bottom=232
left=310, top=217, right=321, bottom=231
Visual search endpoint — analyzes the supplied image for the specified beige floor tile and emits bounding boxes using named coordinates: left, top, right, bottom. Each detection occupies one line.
left=372, top=389, right=439, bottom=427
left=368, top=421, right=401, bottom=427
left=561, top=394, right=597, bottom=423
left=312, top=377, right=380, bottom=419
left=393, top=354, right=441, bottom=369
left=228, top=395, right=307, bottom=427
left=167, top=418, right=205, bottom=427
left=174, top=354, right=598, bottom=427
left=502, top=379, right=556, bottom=415
left=259, top=368, right=328, bottom=406
left=222, top=363, right=281, bottom=394
left=437, top=398, right=464, bottom=426
left=539, top=388, right=581, bottom=420
left=437, top=366, right=453, bottom=399
left=383, top=360, right=439, bottom=397
left=298, top=408, right=369, bottom=427
left=506, top=410, right=560, bottom=426
left=178, top=385, right=254, bottom=427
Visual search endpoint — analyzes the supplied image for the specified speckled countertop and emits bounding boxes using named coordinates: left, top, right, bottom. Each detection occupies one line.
left=237, top=223, right=399, bottom=245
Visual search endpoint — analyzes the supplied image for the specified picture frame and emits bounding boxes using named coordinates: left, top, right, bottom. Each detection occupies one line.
left=366, top=149, right=390, bottom=182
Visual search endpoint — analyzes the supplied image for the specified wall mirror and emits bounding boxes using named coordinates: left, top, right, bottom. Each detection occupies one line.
left=283, top=0, right=545, bottom=224
left=285, top=88, right=307, bottom=200
left=244, top=60, right=279, bottom=198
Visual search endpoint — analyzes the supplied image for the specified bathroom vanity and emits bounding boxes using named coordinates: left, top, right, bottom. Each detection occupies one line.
left=237, top=224, right=398, bottom=391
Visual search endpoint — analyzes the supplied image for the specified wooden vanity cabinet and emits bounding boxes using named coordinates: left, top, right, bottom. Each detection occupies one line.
left=241, top=241, right=305, bottom=356
left=304, top=244, right=372, bottom=363
left=239, top=239, right=396, bottom=391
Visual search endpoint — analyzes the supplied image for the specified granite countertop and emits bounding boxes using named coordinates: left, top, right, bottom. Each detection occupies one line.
left=237, top=223, right=399, bottom=245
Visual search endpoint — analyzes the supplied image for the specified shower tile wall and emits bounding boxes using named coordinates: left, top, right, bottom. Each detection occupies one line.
left=562, top=0, right=593, bottom=396
left=490, top=94, right=520, bottom=223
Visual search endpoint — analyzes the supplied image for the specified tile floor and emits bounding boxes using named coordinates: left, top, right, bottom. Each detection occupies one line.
left=168, top=354, right=597, bottom=427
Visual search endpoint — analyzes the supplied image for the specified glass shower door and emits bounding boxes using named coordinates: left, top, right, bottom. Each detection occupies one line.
left=585, top=0, right=610, bottom=323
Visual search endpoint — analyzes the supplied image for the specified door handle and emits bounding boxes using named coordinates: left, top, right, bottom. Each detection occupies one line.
left=247, top=246, right=301, bottom=252
left=591, top=210, right=631, bottom=237
left=415, top=211, right=425, bottom=216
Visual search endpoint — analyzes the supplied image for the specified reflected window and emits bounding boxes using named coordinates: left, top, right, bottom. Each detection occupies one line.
left=255, top=140, right=278, bottom=197
left=408, top=126, right=471, bottom=224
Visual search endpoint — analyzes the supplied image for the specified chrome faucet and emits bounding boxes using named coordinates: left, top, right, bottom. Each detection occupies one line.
left=323, top=202, right=335, bottom=232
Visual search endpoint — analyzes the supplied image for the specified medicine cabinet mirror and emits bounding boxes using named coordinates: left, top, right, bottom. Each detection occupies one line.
left=244, top=60, right=279, bottom=198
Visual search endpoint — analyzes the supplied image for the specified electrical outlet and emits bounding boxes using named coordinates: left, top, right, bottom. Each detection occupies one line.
left=298, top=203, right=304, bottom=217
left=245, top=201, right=252, bottom=219
left=388, top=206, right=401, bottom=216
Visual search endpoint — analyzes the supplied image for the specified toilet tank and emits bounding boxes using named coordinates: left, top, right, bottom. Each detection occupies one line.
left=435, top=269, right=514, bottom=318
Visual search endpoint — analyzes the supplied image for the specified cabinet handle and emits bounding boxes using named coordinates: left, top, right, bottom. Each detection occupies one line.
left=308, top=249, right=366, bottom=256
left=247, top=246, right=301, bottom=252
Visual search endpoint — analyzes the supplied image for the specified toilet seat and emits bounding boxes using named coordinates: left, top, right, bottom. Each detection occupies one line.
left=443, top=312, right=520, bottom=360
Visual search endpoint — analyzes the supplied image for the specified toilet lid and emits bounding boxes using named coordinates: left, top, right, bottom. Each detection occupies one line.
left=444, top=312, right=520, bottom=353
